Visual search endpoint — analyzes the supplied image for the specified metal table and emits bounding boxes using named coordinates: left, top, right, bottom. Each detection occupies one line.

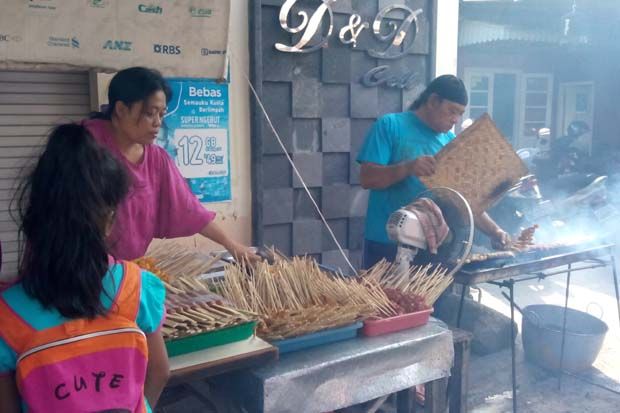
left=453, top=243, right=620, bottom=413
left=225, top=319, right=454, bottom=413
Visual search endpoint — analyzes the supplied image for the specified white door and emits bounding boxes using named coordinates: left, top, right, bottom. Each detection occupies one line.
left=557, top=82, right=595, bottom=154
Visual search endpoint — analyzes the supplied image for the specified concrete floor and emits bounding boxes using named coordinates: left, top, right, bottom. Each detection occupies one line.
left=468, top=263, right=620, bottom=413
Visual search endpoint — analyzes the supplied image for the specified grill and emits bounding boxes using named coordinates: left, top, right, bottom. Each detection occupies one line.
left=455, top=243, right=616, bottom=285
left=452, top=242, right=619, bottom=413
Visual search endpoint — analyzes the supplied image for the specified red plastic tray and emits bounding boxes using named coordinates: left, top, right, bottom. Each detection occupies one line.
left=362, top=308, right=433, bottom=337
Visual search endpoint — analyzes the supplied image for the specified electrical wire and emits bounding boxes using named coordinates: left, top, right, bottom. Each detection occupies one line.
left=228, top=50, right=357, bottom=274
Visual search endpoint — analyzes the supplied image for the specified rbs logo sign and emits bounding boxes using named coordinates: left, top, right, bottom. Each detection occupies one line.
left=153, top=44, right=181, bottom=55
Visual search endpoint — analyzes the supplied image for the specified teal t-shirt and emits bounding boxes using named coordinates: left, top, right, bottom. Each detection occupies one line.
left=0, top=262, right=165, bottom=413
left=356, top=111, right=455, bottom=244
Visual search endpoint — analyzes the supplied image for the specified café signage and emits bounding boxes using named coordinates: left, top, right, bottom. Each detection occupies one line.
left=274, top=0, right=424, bottom=89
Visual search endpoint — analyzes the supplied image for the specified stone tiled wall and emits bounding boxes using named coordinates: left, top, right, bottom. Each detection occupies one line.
left=251, top=0, right=433, bottom=273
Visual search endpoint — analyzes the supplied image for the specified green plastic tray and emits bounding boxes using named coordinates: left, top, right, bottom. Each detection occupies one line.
left=165, top=321, right=257, bottom=357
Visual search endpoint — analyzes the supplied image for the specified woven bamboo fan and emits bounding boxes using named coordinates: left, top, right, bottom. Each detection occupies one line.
left=419, top=114, right=528, bottom=215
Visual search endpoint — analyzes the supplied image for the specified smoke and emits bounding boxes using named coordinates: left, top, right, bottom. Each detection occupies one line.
left=526, top=179, right=620, bottom=250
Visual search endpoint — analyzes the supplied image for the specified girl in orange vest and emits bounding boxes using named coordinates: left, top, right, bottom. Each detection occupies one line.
left=0, top=124, right=169, bottom=412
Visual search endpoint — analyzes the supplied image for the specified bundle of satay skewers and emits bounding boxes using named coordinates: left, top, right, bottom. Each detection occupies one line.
left=134, top=241, right=224, bottom=283
left=361, top=260, right=453, bottom=316
left=215, top=257, right=377, bottom=340
left=215, top=254, right=455, bottom=339
left=161, top=274, right=258, bottom=341
left=132, top=243, right=262, bottom=342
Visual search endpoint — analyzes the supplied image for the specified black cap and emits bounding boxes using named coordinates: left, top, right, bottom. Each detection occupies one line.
left=426, top=74, right=468, bottom=106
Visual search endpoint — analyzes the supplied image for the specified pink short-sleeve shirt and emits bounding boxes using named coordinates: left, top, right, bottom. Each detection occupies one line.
left=84, top=119, right=216, bottom=260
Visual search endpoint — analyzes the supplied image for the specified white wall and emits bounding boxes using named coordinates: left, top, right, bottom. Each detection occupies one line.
left=199, top=0, right=253, bottom=250
left=433, top=0, right=460, bottom=77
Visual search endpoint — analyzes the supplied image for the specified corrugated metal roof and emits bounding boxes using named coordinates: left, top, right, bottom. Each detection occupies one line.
left=459, top=19, right=589, bottom=47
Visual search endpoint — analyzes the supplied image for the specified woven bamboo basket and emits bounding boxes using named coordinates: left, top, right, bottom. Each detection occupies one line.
left=420, top=114, right=529, bottom=215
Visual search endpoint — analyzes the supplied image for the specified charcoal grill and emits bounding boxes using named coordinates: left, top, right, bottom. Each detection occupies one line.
left=453, top=243, right=620, bottom=413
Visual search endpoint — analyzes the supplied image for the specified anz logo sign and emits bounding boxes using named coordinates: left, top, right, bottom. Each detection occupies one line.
left=103, top=40, right=132, bottom=51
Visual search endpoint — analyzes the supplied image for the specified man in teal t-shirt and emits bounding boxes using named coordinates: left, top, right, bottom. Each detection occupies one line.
left=357, top=75, right=510, bottom=268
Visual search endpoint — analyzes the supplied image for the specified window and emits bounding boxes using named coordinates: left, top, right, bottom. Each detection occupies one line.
left=464, top=69, right=553, bottom=148
left=468, top=74, right=492, bottom=121
left=521, top=74, right=553, bottom=140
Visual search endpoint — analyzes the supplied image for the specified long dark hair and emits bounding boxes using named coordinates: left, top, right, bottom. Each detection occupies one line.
left=91, top=66, right=172, bottom=120
left=14, top=124, right=130, bottom=318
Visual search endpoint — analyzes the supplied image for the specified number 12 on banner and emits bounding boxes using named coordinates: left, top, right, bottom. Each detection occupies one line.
left=173, top=128, right=229, bottom=178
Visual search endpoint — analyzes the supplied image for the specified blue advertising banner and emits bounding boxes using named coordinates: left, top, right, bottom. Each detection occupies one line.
left=157, top=79, right=231, bottom=202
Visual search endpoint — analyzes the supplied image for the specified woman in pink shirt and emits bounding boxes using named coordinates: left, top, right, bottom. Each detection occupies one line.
left=84, top=67, right=256, bottom=262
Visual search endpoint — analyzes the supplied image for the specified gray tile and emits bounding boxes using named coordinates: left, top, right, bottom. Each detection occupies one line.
left=323, top=153, right=350, bottom=185
left=352, top=0, right=378, bottom=17
left=350, top=159, right=361, bottom=185
left=350, top=119, right=375, bottom=153
left=349, top=118, right=373, bottom=186
left=261, top=7, right=294, bottom=82
left=349, top=249, right=363, bottom=272
left=292, top=78, right=321, bottom=118
left=402, top=81, right=426, bottom=112
left=292, top=119, right=321, bottom=152
left=322, top=219, right=349, bottom=251
left=377, top=0, right=421, bottom=20
left=292, top=152, right=323, bottom=188
left=382, top=54, right=426, bottom=86
left=293, top=51, right=321, bottom=80
left=262, top=82, right=291, bottom=116
left=332, top=0, right=354, bottom=13
left=263, top=188, right=294, bottom=225
left=321, top=249, right=354, bottom=275
left=293, top=219, right=323, bottom=255
left=348, top=216, right=367, bottom=250
left=263, top=155, right=292, bottom=189
left=263, top=224, right=292, bottom=257
left=351, top=50, right=378, bottom=84
left=348, top=14, right=382, bottom=54
left=321, top=185, right=351, bottom=219
left=294, top=188, right=322, bottom=220
left=350, top=186, right=369, bottom=217
left=321, top=47, right=352, bottom=84
left=379, top=86, right=403, bottom=115
left=321, top=84, right=350, bottom=118
left=351, top=83, right=379, bottom=118
left=409, top=5, right=431, bottom=55
left=322, top=118, right=351, bottom=152
left=262, top=114, right=293, bottom=154
left=349, top=118, right=372, bottom=186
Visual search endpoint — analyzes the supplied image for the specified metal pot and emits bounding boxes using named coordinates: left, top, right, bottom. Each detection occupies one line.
left=522, top=304, right=608, bottom=372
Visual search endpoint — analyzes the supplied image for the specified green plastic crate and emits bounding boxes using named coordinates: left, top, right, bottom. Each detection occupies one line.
left=165, top=321, right=257, bottom=357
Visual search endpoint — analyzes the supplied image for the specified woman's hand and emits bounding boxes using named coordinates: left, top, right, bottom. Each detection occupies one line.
left=200, top=222, right=261, bottom=264
left=226, top=241, right=262, bottom=264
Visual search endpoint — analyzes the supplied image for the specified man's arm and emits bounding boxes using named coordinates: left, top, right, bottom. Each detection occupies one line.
left=360, top=156, right=436, bottom=190
left=476, top=212, right=510, bottom=249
